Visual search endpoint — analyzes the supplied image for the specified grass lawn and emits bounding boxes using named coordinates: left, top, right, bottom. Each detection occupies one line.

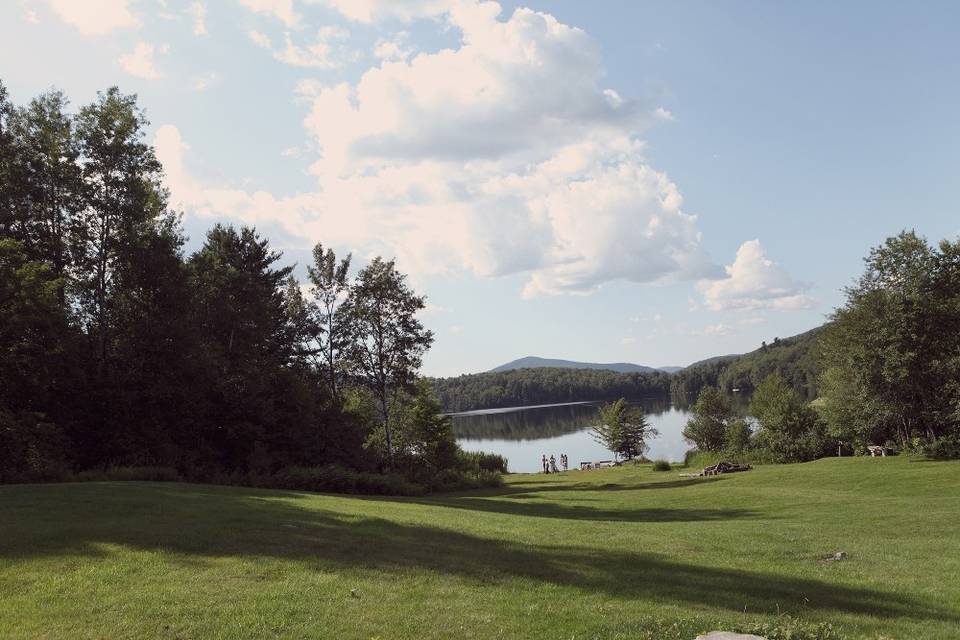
left=2, top=456, right=958, bottom=639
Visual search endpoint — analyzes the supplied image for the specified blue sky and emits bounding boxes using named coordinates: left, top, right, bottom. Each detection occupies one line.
left=2, top=1, right=958, bottom=376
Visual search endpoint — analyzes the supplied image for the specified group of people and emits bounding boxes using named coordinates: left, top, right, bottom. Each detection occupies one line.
left=541, top=453, right=569, bottom=473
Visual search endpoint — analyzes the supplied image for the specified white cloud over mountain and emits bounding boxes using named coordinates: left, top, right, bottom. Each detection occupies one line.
left=699, top=240, right=813, bottom=311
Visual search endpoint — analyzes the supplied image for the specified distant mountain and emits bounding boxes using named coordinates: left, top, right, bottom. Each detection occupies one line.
left=490, top=356, right=657, bottom=374
left=683, top=354, right=741, bottom=369
left=656, top=366, right=685, bottom=374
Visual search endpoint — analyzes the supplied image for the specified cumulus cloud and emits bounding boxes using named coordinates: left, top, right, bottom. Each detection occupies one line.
left=238, top=0, right=298, bottom=27
left=373, top=31, right=413, bottom=62
left=46, top=0, right=139, bottom=35
left=308, top=0, right=454, bottom=23
left=160, top=2, right=718, bottom=296
left=248, top=27, right=353, bottom=68
left=119, top=41, right=165, bottom=79
left=700, top=240, right=813, bottom=311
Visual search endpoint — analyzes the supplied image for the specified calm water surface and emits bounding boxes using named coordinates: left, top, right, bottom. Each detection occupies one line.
left=453, top=398, right=692, bottom=473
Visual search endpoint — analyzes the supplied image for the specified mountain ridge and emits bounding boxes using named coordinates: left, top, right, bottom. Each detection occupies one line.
left=490, top=356, right=664, bottom=374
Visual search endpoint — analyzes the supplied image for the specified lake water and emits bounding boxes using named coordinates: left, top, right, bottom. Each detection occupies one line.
left=452, top=398, right=692, bottom=473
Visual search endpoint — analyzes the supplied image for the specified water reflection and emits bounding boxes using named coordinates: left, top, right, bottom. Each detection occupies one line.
left=453, top=397, right=691, bottom=473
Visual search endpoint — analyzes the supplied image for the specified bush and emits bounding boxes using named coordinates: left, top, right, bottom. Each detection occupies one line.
left=651, top=460, right=672, bottom=472
left=270, top=465, right=425, bottom=496
left=457, top=449, right=508, bottom=474
left=926, top=432, right=960, bottom=459
left=0, top=410, right=71, bottom=483
left=74, top=466, right=181, bottom=482
left=430, top=468, right=503, bottom=492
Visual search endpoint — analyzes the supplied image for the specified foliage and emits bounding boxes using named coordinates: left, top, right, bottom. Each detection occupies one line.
left=651, top=459, right=671, bottom=471
left=925, top=433, right=960, bottom=460
left=724, top=417, right=753, bottom=452
left=671, top=328, right=824, bottom=401
left=457, top=449, right=509, bottom=474
left=306, top=242, right=351, bottom=400
left=591, top=398, right=657, bottom=460
left=341, top=257, right=434, bottom=467
left=269, top=465, right=425, bottom=496
left=0, top=82, right=498, bottom=490
left=750, top=374, right=830, bottom=463
left=682, top=387, right=733, bottom=452
left=432, top=366, right=672, bottom=413
left=818, top=230, right=960, bottom=449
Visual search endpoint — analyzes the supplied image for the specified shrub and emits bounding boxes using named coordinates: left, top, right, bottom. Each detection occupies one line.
left=0, top=410, right=71, bottom=483
left=651, top=460, right=672, bottom=472
left=430, top=468, right=504, bottom=492
left=926, top=432, right=960, bottom=459
left=270, top=465, right=425, bottom=496
left=74, top=466, right=181, bottom=482
left=457, top=450, right=508, bottom=474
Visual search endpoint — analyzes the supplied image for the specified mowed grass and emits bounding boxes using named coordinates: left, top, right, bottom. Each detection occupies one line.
left=1, top=457, right=959, bottom=639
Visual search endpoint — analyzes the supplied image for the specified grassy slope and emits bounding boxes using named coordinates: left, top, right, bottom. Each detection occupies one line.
left=1, top=457, right=958, bottom=639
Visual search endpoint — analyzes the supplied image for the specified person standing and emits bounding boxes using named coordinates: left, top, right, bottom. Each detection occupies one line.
left=550, top=455, right=558, bottom=473
left=542, top=454, right=548, bottom=473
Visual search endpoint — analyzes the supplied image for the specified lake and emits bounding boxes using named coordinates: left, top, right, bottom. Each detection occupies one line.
left=452, top=398, right=692, bottom=473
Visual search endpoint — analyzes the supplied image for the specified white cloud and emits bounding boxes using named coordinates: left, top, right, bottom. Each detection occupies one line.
left=188, top=2, right=207, bottom=36
left=247, top=30, right=272, bottom=49
left=238, top=0, right=298, bottom=27
left=374, top=31, right=413, bottom=62
left=621, top=336, right=636, bottom=345
left=308, top=0, right=453, bottom=23
left=248, top=27, right=353, bottom=68
left=46, top=0, right=139, bottom=35
left=24, top=8, right=40, bottom=24
left=276, top=27, right=352, bottom=68
left=701, top=323, right=732, bottom=336
left=119, top=41, right=165, bottom=79
left=447, top=325, right=464, bottom=335
left=654, top=106, right=675, bottom=121
left=191, top=71, right=219, bottom=91
left=280, top=146, right=301, bottom=157
left=159, top=3, right=719, bottom=296
left=699, top=240, right=813, bottom=311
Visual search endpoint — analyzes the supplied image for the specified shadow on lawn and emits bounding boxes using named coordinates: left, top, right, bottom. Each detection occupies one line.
left=0, top=481, right=954, bottom=625
left=374, top=477, right=749, bottom=522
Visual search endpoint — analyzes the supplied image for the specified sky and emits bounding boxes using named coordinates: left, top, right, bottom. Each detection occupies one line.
left=2, top=0, right=958, bottom=376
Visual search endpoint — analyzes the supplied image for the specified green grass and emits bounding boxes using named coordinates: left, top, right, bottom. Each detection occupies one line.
left=2, top=457, right=958, bottom=639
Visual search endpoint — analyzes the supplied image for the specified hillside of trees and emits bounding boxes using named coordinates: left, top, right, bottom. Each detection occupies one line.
left=0, top=81, right=503, bottom=492
left=670, top=327, right=825, bottom=401
left=430, top=367, right=672, bottom=413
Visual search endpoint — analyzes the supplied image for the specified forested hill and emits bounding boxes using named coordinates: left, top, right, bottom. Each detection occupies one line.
left=490, top=356, right=657, bottom=374
left=430, top=367, right=673, bottom=413
left=670, top=326, right=826, bottom=400
left=432, top=326, right=826, bottom=412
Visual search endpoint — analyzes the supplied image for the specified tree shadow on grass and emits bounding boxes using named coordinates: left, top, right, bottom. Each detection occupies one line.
left=382, top=476, right=740, bottom=522
left=0, top=481, right=955, bottom=625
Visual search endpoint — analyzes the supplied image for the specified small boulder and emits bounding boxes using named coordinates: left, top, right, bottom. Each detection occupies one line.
left=695, top=633, right=767, bottom=640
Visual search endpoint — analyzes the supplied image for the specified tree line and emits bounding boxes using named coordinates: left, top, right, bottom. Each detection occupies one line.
left=681, top=231, right=960, bottom=461
left=430, top=367, right=673, bottom=413
left=669, top=328, right=823, bottom=402
left=0, top=81, right=505, bottom=490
